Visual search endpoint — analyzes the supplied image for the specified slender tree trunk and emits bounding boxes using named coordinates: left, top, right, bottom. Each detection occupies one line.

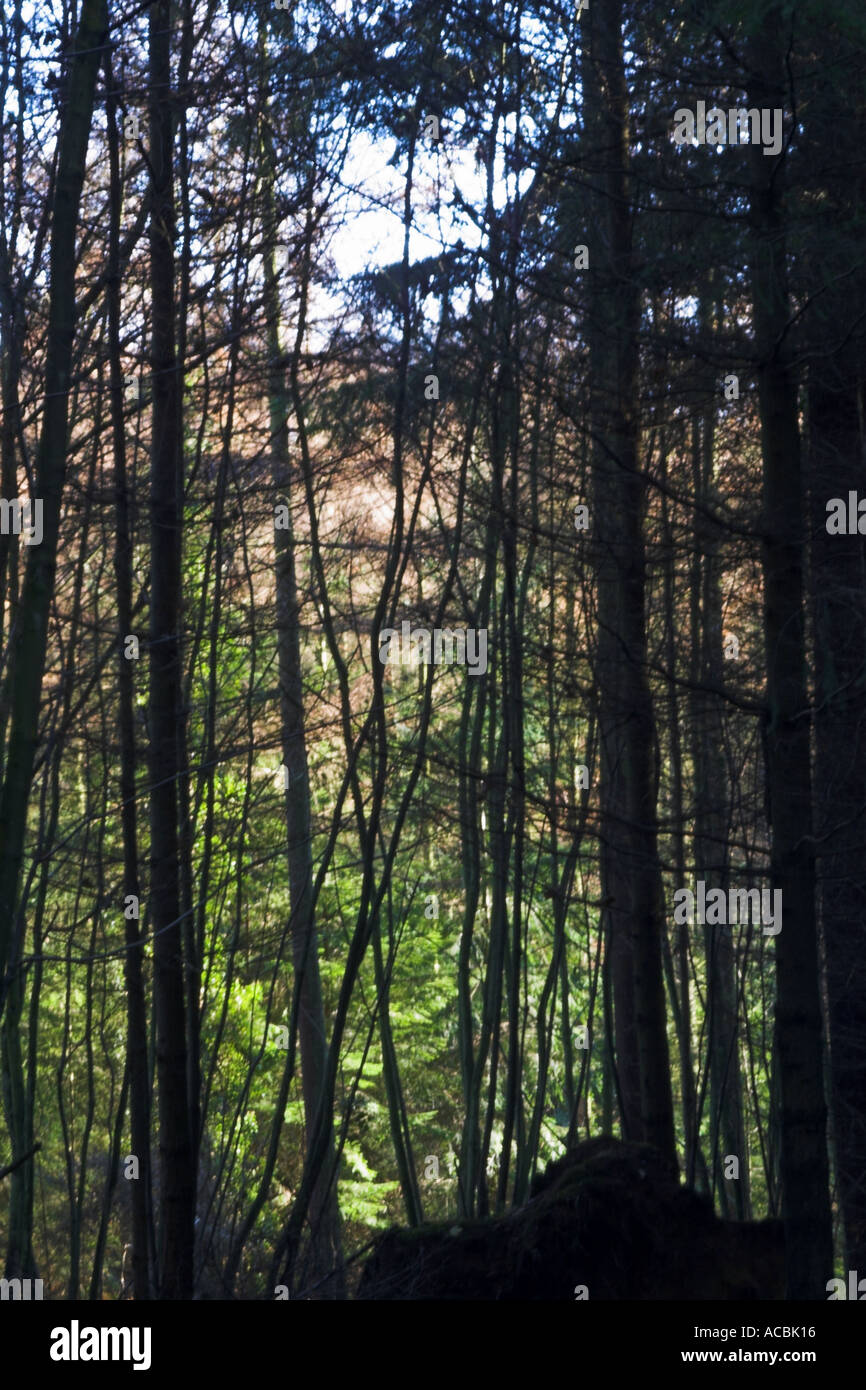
left=372, top=900, right=423, bottom=1226
left=0, top=0, right=27, bottom=762
left=1, top=969, right=35, bottom=1277
left=105, top=44, right=154, bottom=1301
left=176, top=0, right=200, bottom=1204
left=148, top=0, right=195, bottom=1300
left=809, top=364, right=866, bottom=1275
left=689, top=344, right=746, bottom=1217
left=748, top=7, right=833, bottom=1298
left=0, top=0, right=108, bottom=1026
left=659, top=441, right=701, bottom=1189
left=259, top=84, right=346, bottom=1296
left=804, top=63, right=866, bottom=1281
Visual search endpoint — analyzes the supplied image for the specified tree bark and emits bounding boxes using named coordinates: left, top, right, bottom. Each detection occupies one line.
left=582, top=0, right=676, bottom=1162
left=689, top=323, right=746, bottom=1218
left=748, top=7, right=834, bottom=1299
left=0, top=0, right=108, bottom=1025
left=809, top=365, right=866, bottom=1275
left=260, top=86, right=346, bottom=1296
left=105, top=43, right=154, bottom=1302
left=148, top=0, right=195, bottom=1300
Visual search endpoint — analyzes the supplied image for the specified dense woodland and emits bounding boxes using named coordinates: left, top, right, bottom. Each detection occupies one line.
left=0, top=0, right=864, bottom=1302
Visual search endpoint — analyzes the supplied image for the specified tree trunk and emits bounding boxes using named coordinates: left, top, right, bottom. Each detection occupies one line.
left=0, top=0, right=108, bottom=1025
left=148, top=0, right=195, bottom=1300
left=748, top=6, right=834, bottom=1299
left=689, top=333, right=746, bottom=1218
left=809, top=365, right=866, bottom=1275
left=804, top=51, right=866, bottom=1283
left=582, top=0, right=676, bottom=1163
left=259, top=87, right=346, bottom=1297
left=106, top=43, right=154, bottom=1302
left=1, top=969, right=36, bottom=1277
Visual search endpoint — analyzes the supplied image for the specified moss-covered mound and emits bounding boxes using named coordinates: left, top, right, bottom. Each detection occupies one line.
left=356, top=1137, right=784, bottom=1300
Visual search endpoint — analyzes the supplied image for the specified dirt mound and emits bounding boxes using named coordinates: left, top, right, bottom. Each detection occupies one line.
left=356, top=1137, right=784, bottom=1300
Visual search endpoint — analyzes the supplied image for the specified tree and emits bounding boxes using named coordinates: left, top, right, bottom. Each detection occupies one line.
left=147, top=0, right=195, bottom=1300
left=747, top=1, right=833, bottom=1298
left=582, top=0, right=676, bottom=1162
